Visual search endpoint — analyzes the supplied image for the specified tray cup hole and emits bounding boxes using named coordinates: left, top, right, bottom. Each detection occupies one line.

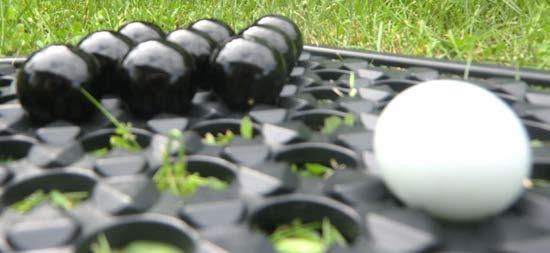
left=291, top=110, right=350, bottom=132
left=75, top=220, right=196, bottom=253
left=2, top=172, right=96, bottom=207
left=192, top=119, right=261, bottom=142
left=250, top=198, right=362, bottom=246
left=0, top=139, right=34, bottom=163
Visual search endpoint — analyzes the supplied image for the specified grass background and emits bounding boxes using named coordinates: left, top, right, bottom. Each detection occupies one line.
left=1, top=0, right=549, bottom=69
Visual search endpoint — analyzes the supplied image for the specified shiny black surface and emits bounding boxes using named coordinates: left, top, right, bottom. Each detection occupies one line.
left=255, top=15, right=303, bottom=56
left=118, top=21, right=165, bottom=44
left=16, top=45, right=100, bottom=123
left=78, top=31, right=134, bottom=95
left=118, top=40, right=195, bottom=118
left=189, top=19, right=235, bottom=46
left=167, top=29, right=216, bottom=89
left=240, top=25, right=297, bottom=74
left=210, top=38, right=286, bottom=110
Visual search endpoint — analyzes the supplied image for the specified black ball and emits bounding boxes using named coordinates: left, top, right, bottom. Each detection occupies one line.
left=189, top=19, right=235, bottom=46
left=255, top=15, right=303, bottom=56
left=240, top=25, right=297, bottom=74
left=167, top=29, right=216, bottom=89
left=118, top=21, right=165, bottom=44
left=78, top=30, right=134, bottom=95
left=118, top=40, right=196, bottom=118
left=16, top=45, right=101, bottom=123
left=210, top=38, right=287, bottom=110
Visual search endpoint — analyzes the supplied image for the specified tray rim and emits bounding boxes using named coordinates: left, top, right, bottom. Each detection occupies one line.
left=3, top=45, right=550, bottom=86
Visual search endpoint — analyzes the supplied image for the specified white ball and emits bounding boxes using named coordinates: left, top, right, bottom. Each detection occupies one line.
left=373, top=79, right=531, bottom=221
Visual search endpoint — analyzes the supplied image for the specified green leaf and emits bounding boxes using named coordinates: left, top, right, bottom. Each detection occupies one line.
left=49, top=190, right=71, bottom=209
left=274, top=238, right=325, bottom=253
left=91, top=147, right=109, bottom=157
left=91, top=234, right=114, bottom=253
left=11, top=190, right=47, bottom=213
left=304, top=163, right=331, bottom=177
left=51, top=191, right=88, bottom=209
left=240, top=116, right=254, bottom=140
left=122, top=241, right=182, bottom=253
left=217, top=130, right=235, bottom=145
left=154, top=128, right=228, bottom=196
left=343, top=113, right=355, bottom=126
left=348, top=72, right=355, bottom=89
left=321, top=116, right=343, bottom=134
left=202, top=133, right=217, bottom=145
left=322, top=218, right=347, bottom=248
left=202, top=130, right=235, bottom=145
left=11, top=190, right=88, bottom=213
left=291, top=163, right=334, bottom=178
left=348, top=72, right=357, bottom=97
left=91, top=237, right=182, bottom=253
left=202, top=176, right=229, bottom=190
left=270, top=219, right=346, bottom=253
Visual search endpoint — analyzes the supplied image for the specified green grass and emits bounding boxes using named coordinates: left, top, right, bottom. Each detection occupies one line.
left=1, top=0, right=550, bottom=69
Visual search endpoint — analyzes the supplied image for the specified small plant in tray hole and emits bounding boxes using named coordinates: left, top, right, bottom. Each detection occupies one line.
left=201, top=116, right=254, bottom=145
left=269, top=218, right=347, bottom=253
left=91, top=234, right=182, bottom=253
left=291, top=159, right=345, bottom=179
left=10, top=189, right=89, bottom=213
left=320, top=113, right=355, bottom=134
left=81, top=88, right=141, bottom=156
left=154, top=129, right=228, bottom=196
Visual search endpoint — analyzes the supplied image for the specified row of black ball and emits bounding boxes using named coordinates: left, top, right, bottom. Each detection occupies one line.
left=16, top=15, right=303, bottom=123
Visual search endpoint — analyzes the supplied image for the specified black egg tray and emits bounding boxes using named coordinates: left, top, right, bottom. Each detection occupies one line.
left=0, top=46, right=550, bottom=253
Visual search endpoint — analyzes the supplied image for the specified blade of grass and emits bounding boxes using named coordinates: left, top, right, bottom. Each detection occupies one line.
left=240, top=116, right=254, bottom=140
left=80, top=88, right=122, bottom=128
left=11, top=190, right=47, bottom=213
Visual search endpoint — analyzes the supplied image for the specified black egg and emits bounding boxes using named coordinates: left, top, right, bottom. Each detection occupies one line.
left=78, top=30, right=134, bottom=95
left=167, top=29, right=216, bottom=89
left=240, top=25, right=297, bottom=75
left=189, top=19, right=235, bottom=46
left=16, top=45, right=100, bottom=123
left=118, top=40, right=195, bottom=118
left=255, top=15, right=303, bottom=56
left=210, top=38, right=287, bottom=110
left=118, top=21, right=165, bottom=43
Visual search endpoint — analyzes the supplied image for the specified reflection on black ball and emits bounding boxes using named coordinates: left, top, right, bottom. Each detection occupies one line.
left=118, top=21, right=165, bottom=43
left=189, top=19, right=235, bottom=46
left=255, top=15, right=303, bottom=56
left=118, top=40, right=196, bottom=118
left=16, top=45, right=101, bottom=123
left=210, top=38, right=287, bottom=110
left=167, top=29, right=216, bottom=89
left=78, top=30, right=134, bottom=95
left=241, top=25, right=297, bottom=74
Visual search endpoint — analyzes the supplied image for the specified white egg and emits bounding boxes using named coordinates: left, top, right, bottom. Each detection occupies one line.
left=373, top=79, right=531, bottom=221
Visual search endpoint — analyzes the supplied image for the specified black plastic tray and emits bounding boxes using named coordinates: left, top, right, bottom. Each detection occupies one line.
left=0, top=46, right=549, bottom=253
